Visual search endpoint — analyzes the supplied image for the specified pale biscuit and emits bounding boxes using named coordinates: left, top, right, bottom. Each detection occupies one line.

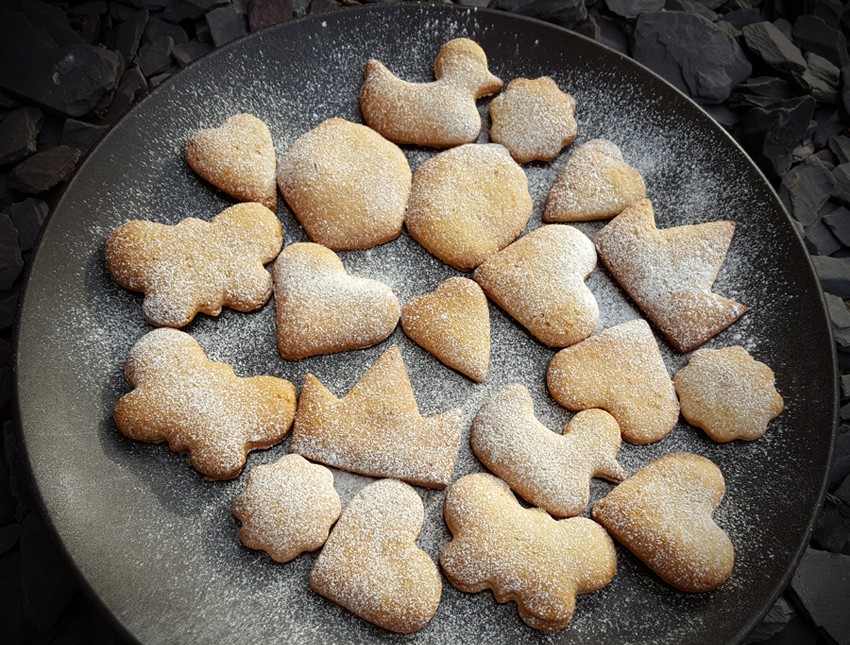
left=185, top=113, right=277, bottom=211
left=277, top=118, right=411, bottom=250
left=272, top=242, right=400, bottom=360
left=105, top=202, right=282, bottom=328
left=674, top=346, right=784, bottom=442
left=544, top=139, right=646, bottom=222
left=473, top=225, right=598, bottom=347
left=546, top=319, right=679, bottom=445
left=114, top=328, right=297, bottom=480
left=231, top=454, right=341, bottom=563
left=290, top=345, right=463, bottom=489
left=406, top=143, right=532, bottom=271
left=401, top=277, right=490, bottom=382
left=439, top=473, right=617, bottom=632
left=592, top=452, right=735, bottom=593
left=489, top=76, right=577, bottom=163
left=471, top=384, right=626, bottom=517
left=360, top=38, right=503, bottom=148
left=310, top=479, right=441, bottom=633
left=594, top=198, right=747, bottom=352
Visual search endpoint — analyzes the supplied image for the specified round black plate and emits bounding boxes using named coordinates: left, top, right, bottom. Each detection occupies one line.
left=15, top=5, right=835, bottom=644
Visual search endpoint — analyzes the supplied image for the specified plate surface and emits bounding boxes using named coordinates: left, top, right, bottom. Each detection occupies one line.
left=15, top=5, right=835, bottom=644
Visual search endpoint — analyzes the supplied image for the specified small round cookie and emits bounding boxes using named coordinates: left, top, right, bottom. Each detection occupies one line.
left=489, top=76, right=577, bottom=163
left=673, top=346, right=784, bottom=442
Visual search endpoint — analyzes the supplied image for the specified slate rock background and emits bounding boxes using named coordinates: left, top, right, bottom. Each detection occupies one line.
left=0, top=0, right=848, bottom=643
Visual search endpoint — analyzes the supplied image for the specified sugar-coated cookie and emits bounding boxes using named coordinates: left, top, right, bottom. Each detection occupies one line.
left=401, top=277, right=490, bottom=382
left=592, top=452, right=735, bottom=593
left=440, top=473, right=617, bottom=631
left=674, top=346, right=784, bottom=442
left=290, top=345, right=463, bottom=489
left=114, top=328, right=297, bottom=480
left=231, top=454, right=341, bottom=563
left=310, top=479, right=442, bottom=633
left=360, top=38, right=503, bottom=148
left=594, top=199, right=747, bottom=353
left=547, top=319, right=679, bottom=445
left=472, top=384, right=626, bottom=517
left=277, top=118, right=411, bottom=250
left=406, top=143, right=532, bottom=271
left=489, top=76, right=577, bottom=163
left=105, top=203, right=282, bottom=328
left=473, top=225, right=598, bottom=347
left=273, top=243, right=400, bottom=360
left=185, top=113, right=277, bottom=211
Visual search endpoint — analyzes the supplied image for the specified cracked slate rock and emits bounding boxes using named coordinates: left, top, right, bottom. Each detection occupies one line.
left=101, top=65, right=148, bottom=125
left=138, top=36, right=174, bottom=77
left=108, top=8, right=148, bottom=73
left=0, top=212, right=23, bottom=291
left=812, top=255, right=850, bottom=297
left=743, top=596, right=795, bottom=644
left=824, top=205, right=850, bottom=246
left=665, top=0, right=716, bottom=21
left=803, top=220, right=841, bottom=255
left=142, top=16, right=188, bottom=46
left=173, top=41, right=213, bottom=68
left=606, top=0, right=664, bottom=19
left=633, top=12, right=751, bottom=105
left=790, top=548, right=850, bottom=644
left=833, top=163, right=850, bottom=206
left=162, top=0, right=227, bottom=23
left=8, top=145, right=80, bottom=194
left=490, top=0, right=587, bottom=25
left=8, top=198, right=48, bottom=253
left=721, top=8, right=761, bottom=30
left=830, top=432, right=850, bottom=490
left=742, top=21, right=807, bottom=75
left=813, top=492, right=850, bottom=555
left=206, top=5, right=248, bottom=47
left=0, top=107, right=43, bottom=166
left=803, top=53, right=839, bottom=104
left=814, top=111, right=844, bottom=150
left=781, top=156, right=836, bottom=225
left=61, top=118, right=107, bottom=154
left=831, top=135, right=850, bottom=164
left=792, top=15, right=848, bottom=69
left=729, top=76, right=795, bottom=110
left=248, top=0, right=293, bottom=31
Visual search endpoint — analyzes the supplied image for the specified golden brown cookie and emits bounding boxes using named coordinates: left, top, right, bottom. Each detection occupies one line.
left=290, top=345, right=463, bottom=489
left=360, top=38, right=503, bottom=148
left=114, top=328, right=297, bottom=480
left=277, top=118, right=411, bottom=250
left=105, top=203, right=282, bottom=328
left=310, top=479, right=442, bottom=633
left=546, top=319, right=679, bottom=445
left=674, top=346, right=784, bottom=442
left=594, top=198, right=747, bottom=353
left=592, top=452, right=735, bottom=593
left=439, top=473, right=617, bottom=631
left=272, top=242, right=400, bottom=360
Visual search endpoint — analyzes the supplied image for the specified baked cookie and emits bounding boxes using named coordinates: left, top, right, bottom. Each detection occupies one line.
left=674, top=346, right=784, bottom=442
left=594, top=199, right=747, bottom=353
left=489, top=76, right=577, bottom=163
left=277, top=118, right=411, bottom=250
left=360, top=38, right=503, bottom=148
left=273, top=243, right=400, bottom=360
left=310, top=479, right=442, bottom=633
left=439, top=473, right=617, bottom=631
left=406, top=144, right=532, bottom=271
left=105, top=203, right=282, bottom=328
left=185, top=113, right=277, bottom=211
left=473, top=225, right=598, bottom=347
left=114, top=328, right=297, bottom=480
left=592, top=452, right=735, bottom=593
left=290, top=345, right=463, bottom=489
left=546, top=319, right=679, bottom=445
left=231, top=454, right=341, bottom=563
left=471, top=384, right=626, bottom=517
left=401, top=277, right=490, bottom=382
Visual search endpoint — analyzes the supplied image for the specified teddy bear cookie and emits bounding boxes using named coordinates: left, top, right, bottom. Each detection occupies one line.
left=473, top=225, right=598, bottom=347
left=546, top=319, right=679, bottom=445
left=105, top=202, right=283, bottom=328
left=290, top=345, right=463, bottom=489
left=231, top=454, right=341, bottom=563
left=114, top=328, right=297, bottom=480
left=439, top=473, right=617, bottom=631
left=405, top=143, right=532, bottom=271
left=592, top=452, right=735, bottom=593
left=471, top=384, right=626, bottom=517
left=360, top=38, right=503, bottom=148
left=489, top=76, right=578, bottom=163
left=185, top=113, right=277, bottom=211
left=674, top=346, right=784, bottom=442
left=544, top=139, right=646, bottom=222
left=594, top=198, right=747, bottom=353
left=277, top=118, right=411, bottom=250
left=273, top=243, right=400, bottom=360
left=310, top=478, right=442, bottom=633
left=401, top=277, right=490, bottom=382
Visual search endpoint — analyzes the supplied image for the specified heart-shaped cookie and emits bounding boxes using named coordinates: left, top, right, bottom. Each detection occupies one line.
left=401, top=277, right=490, bottom=382
left=273, top=243, right=400, bottom=360
left=309, top=478, right=442, bottom=633
left=185, top=113, right=277, bottom=211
